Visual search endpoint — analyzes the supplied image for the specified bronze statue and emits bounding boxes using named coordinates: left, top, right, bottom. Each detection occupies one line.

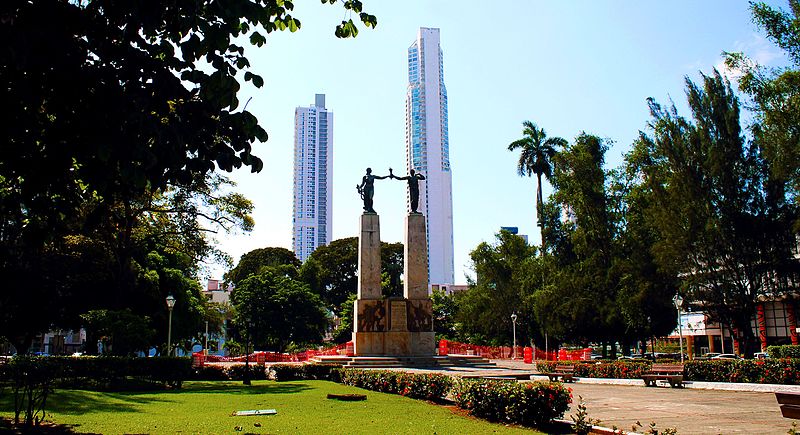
left=391, top=169, right=426, bottom=213
left=357, top=167, right=391, bottom=213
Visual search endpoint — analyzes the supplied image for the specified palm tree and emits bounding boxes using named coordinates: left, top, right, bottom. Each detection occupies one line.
left=507, top=121, right=566, bottom=247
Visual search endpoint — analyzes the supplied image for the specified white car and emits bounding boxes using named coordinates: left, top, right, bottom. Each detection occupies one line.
left=711, top=353, right=740, bottom=360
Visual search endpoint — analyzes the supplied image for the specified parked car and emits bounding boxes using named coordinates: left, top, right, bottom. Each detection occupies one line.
left=753, top=352, right=769, bottom=359
left=696, top=352, right=721, bottom=360
left=711, top=353, right=740, bottom=360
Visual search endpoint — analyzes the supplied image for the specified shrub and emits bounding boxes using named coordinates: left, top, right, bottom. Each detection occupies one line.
left=269, top=364, right=304, bottom=381
left=302, top=363, right=342, bottom=382
left=192, top=365, right=228, bottom=381
left=339, top=369, right=453, bottom=401
left=685, top=359, right=800, bottom=384
left=536, top=361, right=649, bottom=379
left=224, top=363, right=268, bottom=381
left=451, top=379, right=571, bottom=427
left=2, top=356, right=59, bottom=427
left=767, top=345, right=800, bottom=359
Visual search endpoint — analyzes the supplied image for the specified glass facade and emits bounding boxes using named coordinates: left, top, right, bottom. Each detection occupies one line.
left=293, top=94, right=333, bottom=262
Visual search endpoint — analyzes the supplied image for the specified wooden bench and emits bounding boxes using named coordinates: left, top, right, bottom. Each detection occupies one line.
left=776, top=392, right=800, bottom=419
left=544, top=364, right=576, bottom=383
left=642, top=364, right=684, bottom=388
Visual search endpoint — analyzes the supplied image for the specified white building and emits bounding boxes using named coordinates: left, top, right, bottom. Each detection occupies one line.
left=405, top=27, right=454, bottom=287
left=293, top=94, right=333, bottom=262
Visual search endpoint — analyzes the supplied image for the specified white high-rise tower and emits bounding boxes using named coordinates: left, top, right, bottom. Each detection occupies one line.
left=292, top=94, right=333, bottom=262
left=405, top=28, right=454, bottom=286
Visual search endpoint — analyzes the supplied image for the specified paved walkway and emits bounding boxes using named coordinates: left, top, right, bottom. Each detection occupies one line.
left=404, top=359, right=796, bottom=434
left=490, top=359, right=796, bottom=434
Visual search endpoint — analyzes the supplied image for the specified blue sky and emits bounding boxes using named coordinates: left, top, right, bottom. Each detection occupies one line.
left=211, top=0, right=790, bottom=284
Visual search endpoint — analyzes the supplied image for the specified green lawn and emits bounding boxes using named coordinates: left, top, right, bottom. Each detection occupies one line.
left=1, top=380, right=545, bottom=434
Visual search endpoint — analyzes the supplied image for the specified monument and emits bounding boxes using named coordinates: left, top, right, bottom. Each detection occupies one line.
left=352, top=169, right=435, bottom=356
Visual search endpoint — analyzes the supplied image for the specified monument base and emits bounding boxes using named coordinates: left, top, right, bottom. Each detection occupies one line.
left=353, top=297, right=434, bottom=356
left=353, top=331, right=435, bottom=356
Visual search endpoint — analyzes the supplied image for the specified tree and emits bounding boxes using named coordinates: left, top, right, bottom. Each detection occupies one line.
left=231, top=271, right=327, bottom=351
left=0, top=0, right=375, bottom=352
left=299, top=238, right=404, bottom=312
left=535, top=134, right=630, bottom=355
left=456, top=230, right=538, bottom=345
left=225, top=247, right=301, bottom=286
left=507, top=121, right=567, bottom=247
left=634, top=70, right=799, bottom=355
left=726, top=1, right=800, bottom=202
left=431, top=287, right=458, bottom=340
left=81, top=309, right=155, bottom=356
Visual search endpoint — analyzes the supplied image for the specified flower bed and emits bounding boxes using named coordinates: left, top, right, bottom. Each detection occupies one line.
left=451, top=378, right=571, bottom=427
left=536, top=361, right=649, bottom=379
left=339, top=369, right=452, bottom=401
left=685, top=359, right=800, bottom=384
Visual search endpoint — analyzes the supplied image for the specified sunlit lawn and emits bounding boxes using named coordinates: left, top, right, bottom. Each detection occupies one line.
left=1, top=380, right=545, bottom=434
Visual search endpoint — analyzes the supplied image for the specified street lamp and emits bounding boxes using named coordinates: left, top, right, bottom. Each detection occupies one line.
left=511, top=313, right=518, bottom=359
left=165, top=294, right=176, bottom=357
left=672, top=294, right=684, bottom=363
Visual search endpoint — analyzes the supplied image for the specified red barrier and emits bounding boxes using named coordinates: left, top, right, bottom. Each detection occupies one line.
left=438, top=339, right=448, bottom=356
left=191, top=352, right=205, bottom=368
left=523, top=347, right=533, bottom=364
left=345, top=341, right=354, bottom=356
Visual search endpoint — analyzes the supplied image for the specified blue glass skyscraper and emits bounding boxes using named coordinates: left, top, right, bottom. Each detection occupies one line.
left=405, top=28, right=454, bottom=286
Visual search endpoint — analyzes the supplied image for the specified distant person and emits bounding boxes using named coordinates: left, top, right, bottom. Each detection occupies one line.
left=357, top=167, right=390, bottom=213
left=392, top=169, right=426, bottom=213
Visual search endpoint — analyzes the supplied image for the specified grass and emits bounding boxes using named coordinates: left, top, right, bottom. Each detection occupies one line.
left=0, top=380, right=546, bottom=434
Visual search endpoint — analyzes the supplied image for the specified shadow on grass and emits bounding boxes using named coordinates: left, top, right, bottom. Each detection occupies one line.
left=173, top=381, right=313, bottom=395
left=0, top=417, right=93, bottom=434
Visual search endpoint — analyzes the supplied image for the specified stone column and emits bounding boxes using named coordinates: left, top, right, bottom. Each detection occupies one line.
left=404, top=213, right=428, bottom=299
left=358, top=213, right=381, bottom=299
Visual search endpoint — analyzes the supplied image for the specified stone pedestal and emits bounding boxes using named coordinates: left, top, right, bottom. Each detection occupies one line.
left=353, top=213, right=435, bottom=356
left=404, top=213, right=428, bottom=299
left=358, top=213, right=381, bottom=299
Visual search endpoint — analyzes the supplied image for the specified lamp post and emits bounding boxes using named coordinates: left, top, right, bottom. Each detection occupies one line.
left=672, top=294, right=685, bottom=363
left=511, top=313, right=518, bottom=359
left=165, top=294, right=176, bottom=357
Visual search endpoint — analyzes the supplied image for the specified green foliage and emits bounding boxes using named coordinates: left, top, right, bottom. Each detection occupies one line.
left=768, top=345, right=800, bottom=358
left=340, top=369, right=453, bottom=401
left=232, top=270, right=328, bottom=351
left=224, top=247, right=301, bottom=286
left=269, top=363, right=342, bottom=382
left=332, top=292, right=358, bottom=343
left=451, top=378, right=572, bottom=427
left=2, top=356, right=58, bottom=426
left=507, top=120, right=567, bottom=238
left=81, top=309, right=155, bottom=356
left=456, top=230, right=538, bottom=345
left=299, top=238, right=404, bottom=312
left=536, top=361, right=650, bottom=379
left=0, top=0, right=375, bottom=354
left=685, top=359, right=800, bottom=384
left=431, top=287, right=458, bottom=340
left=571, top=396, right=601, bottom=435
left=632, top=70, right=799, bottom=354
left=222, top=364, right=268, bottom=381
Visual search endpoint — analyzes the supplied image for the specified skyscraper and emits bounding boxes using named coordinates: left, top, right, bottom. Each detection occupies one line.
left=405, top=28, right=454, bottom=286
left=292, top=94, right=333, bottom=262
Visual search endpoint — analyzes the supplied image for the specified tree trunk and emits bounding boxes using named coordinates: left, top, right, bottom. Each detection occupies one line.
left=536, top=172, right=545, bottom=251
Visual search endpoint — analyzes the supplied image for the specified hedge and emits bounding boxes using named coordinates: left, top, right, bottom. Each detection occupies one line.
left=269, top=363, right=341, bottom=382
left=536, top=361, right=649, bottom=379
left=451, top=379, right=571, bottom=427
left=339, top=369, right=452, bottom=401
left=767, top=345, right=800, bottom=359
left=685, top=359, right=800, bottom=384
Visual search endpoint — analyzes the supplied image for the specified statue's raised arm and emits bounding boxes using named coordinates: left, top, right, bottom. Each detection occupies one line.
left=395, top=169, right=426, bottom=213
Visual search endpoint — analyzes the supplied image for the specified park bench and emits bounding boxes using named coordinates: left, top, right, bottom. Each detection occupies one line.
left=641, top=363, right=684, bottom=388
left=543, top=364, right=576, bottom=383
left=776, top=392, right=800, bottom=419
